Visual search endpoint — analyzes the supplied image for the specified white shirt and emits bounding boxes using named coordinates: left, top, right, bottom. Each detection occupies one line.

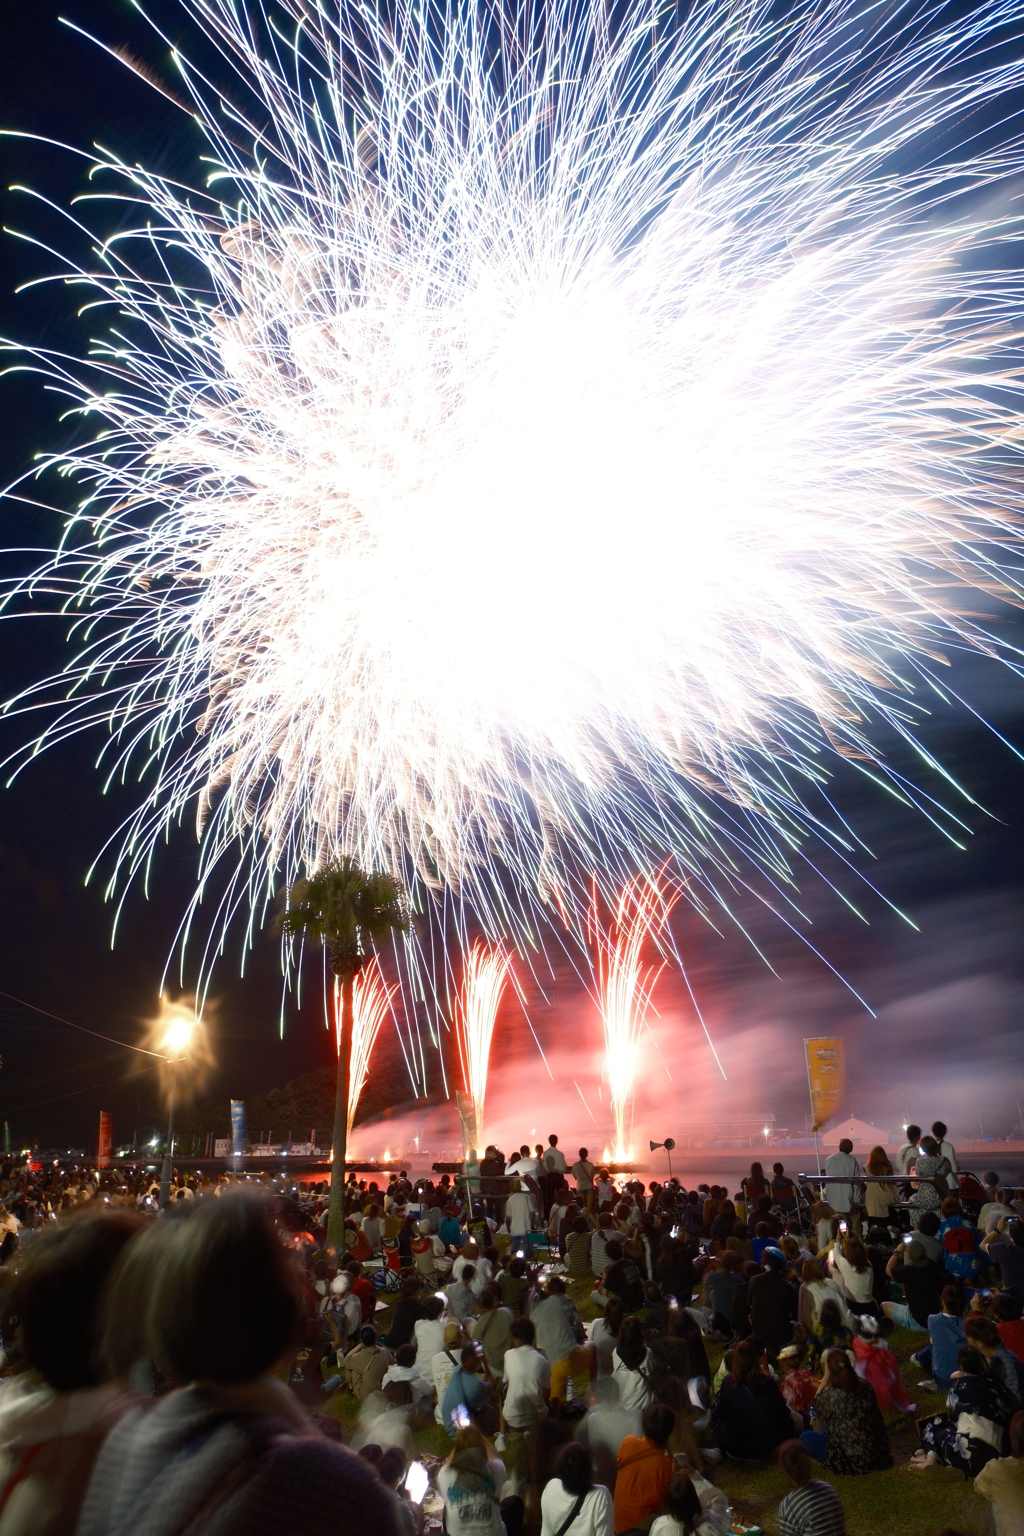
left=506, top=1157, right=541, bottom=1178
left=503, top=1345, right=550, bottom=1428
left=381, top=1361, right=433, bottom=1398
left=898, top=1142, right=921, bottom=1174
left=540, top=1480, right=613, bottom=1536
left=431, top=1345, right=462, bottom=1425
left=586, top=1316, right=619, bottom=1376
left=438, top=1459, right=507, bottom=1536
left=544, top=1146, right=568, bottom=1175
left=506, top=1191, right=534, bottom=1235
left=611, top=1348, right=656, bottom=1415
left=937, top=1139, right=959, bottom=1187
left=824, top=1151, right=860, bottom=1213
left=829, top=1250, right=875, bottom=1304
left=413, top=1317, right=446, bottom=1372
left=451, top=1255, right=493, bottom=1297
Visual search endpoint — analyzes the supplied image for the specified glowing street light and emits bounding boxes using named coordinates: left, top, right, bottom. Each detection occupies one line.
left=150, top=996, right=202, bottom=1209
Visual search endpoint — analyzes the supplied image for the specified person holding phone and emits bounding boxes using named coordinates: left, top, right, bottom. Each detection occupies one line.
left=441, top=1344, right=499, bottom=1440
left=437, top=1423, right=517, bottom=1536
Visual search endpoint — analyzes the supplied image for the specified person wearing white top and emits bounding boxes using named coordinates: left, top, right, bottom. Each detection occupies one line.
left=611, top=1319, right=657, bottom=1417
left=503, top=1318, right=551, bottom=1428
left=540, top=1444, right=613, bottom=1536
left=437, top=1444, right=508, bottom=1536
left=649, top=1466, right=729, bottom=1536
left=506, top=1146, right=542, bottom=1178
left=544, top=1137, right=568, bottom=1177
left=431, top=1326, right=465, bottom=1426
left=586, top=1310, right=622, bottom=1377
left=828, top=1244, right=875, bottom=1307
left=453, top=1245, right=494, bottom=1297
left=505, top=1189, right=535, bottom=1244
left=381, top=1349, right=434, bottom=1403
left=931, top=1121, right=960, bottom=1192
left=413, top=1312, right=446, bottom=1374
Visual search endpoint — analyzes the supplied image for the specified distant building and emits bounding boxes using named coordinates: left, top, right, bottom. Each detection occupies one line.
left=820, top=1116, right=888, bottom=1151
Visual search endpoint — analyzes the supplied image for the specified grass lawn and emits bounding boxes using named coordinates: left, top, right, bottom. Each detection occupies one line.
left=323, top=1277, right=997, bottom=1536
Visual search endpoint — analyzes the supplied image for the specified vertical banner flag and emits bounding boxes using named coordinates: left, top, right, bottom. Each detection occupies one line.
left=97, top=1111, right=113, bottom=1169
left=804, top=1038, right=845, bottom=1131
left=230, top=1100, right=247, bottom=1162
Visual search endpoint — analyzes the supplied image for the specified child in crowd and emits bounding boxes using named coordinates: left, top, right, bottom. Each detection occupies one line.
left=851, top=1315, right=916, bottom=1414
left=807, top=1300, right=852, bottom=1369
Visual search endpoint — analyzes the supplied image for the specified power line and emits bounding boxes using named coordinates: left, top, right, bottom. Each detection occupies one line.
left=0, top=986, right=162, bottom=1058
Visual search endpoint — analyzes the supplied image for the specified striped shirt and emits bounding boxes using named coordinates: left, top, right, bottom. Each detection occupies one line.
left=777, top=1480, right=846, bottom=1536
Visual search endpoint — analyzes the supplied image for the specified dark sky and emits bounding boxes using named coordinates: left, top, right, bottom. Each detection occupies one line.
left=1, top=0, right=1023, bottom=1155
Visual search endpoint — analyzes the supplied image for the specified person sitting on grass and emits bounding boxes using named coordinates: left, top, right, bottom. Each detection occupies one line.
left=994, top=1294, right=1024, bottom=1368
left=611, top=1316, right=658, bottom=1419
left=539, top=1441, right=613, bottom=1536
left=649, top=1469, right=712, bottom=1536
left=437, top=1421, right=521, bottom=1536
left=936, top=1196, right=983, bottom=1283
left=912, top=1344, right=1016, bottom=1478
left=777, top=1343, right=819, bottom=1427
left=982, top=1217, right=1024, bottom=1297
left=806, top=1299, right=853, bottom=1371
left=913, top=1285, right=966, bottom=1393
left=708, top=1338, right=793, bottom=1461
left=882, top=1239, right=946, bottom=1334
left=593, top=1239, right=645, bottom=1313
left=797, top=1260, right=852, bottom=1335
left=702, top=1250, right=743, bottom=1340
left=613, top=1403, right=677, bottom=1535
left=441, top=1343, right=498, bottom=1440
left=964, top=1314, right=1024, bottom=1410
left=775, top=1439, right=847, bottom=1536
left=973, top=1408, right=1024, bottom=1535
left=850, top=1314, right=915, bottom=1414
left=800, top=1347, right=893, bottom=1475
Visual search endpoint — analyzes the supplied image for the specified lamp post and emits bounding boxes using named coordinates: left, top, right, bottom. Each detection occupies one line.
left=157, top=1015, right=195, bottom=1209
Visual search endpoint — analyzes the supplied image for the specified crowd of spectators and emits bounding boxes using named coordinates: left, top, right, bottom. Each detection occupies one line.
left=0, top=1121, right=1021, bottom=1535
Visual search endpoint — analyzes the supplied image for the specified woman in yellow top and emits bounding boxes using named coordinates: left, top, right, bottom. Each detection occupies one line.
left=863, top=1147, right=900, bottom=1224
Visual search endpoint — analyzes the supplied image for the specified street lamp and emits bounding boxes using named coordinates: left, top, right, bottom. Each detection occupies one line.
left=157, top=1010, right=196, bottom=1209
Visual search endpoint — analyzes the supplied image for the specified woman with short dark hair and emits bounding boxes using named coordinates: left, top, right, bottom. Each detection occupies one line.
left=0, top=1210, right=142, bottom=1536
left=539, top=1442, right=613, bottom=1536
left=708, top=1338, right=793, bottom=1460
left=77, top=1193, right=400, bottom=1536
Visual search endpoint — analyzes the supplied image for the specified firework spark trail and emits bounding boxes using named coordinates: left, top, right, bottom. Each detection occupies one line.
left=2, top=0, right=1024, bottom=1045
left=336, top=960, right=398, bottom=1137
left=591, top=875, right=680, bottom=1161
left=453, top=941, right=513, bottom=1154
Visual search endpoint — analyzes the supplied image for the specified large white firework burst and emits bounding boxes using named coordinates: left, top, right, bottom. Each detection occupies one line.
left=4, top=0, right=1024, bottom=1001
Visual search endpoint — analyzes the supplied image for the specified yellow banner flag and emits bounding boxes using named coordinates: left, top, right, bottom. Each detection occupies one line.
left=805, top=1037, right=845, bottom=1131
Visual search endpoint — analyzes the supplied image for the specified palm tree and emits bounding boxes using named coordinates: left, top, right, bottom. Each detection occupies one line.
left=275, top=857, right=407, bottom=1247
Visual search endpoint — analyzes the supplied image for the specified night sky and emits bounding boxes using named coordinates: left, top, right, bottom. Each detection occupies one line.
left=2, top=1, right=1023, bottom=1157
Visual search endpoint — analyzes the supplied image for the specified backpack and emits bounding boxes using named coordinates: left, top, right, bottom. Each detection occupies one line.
left=943, top=1224, right=977, bottom=1257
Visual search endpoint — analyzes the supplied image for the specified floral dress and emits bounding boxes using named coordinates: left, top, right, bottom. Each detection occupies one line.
left=909, top=1155, right=951, bottom=1212
left=813, top=1379, right=893, bottom=1474
left=921, top=1370, right=1015, bottom=1475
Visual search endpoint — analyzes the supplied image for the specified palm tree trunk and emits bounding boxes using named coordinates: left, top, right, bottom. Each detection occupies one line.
left=326, top=971, right=353, bottom=1248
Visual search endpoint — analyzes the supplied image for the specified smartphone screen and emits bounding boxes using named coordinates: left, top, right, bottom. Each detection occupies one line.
left=405, top=1462, right=429, bottom=1503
